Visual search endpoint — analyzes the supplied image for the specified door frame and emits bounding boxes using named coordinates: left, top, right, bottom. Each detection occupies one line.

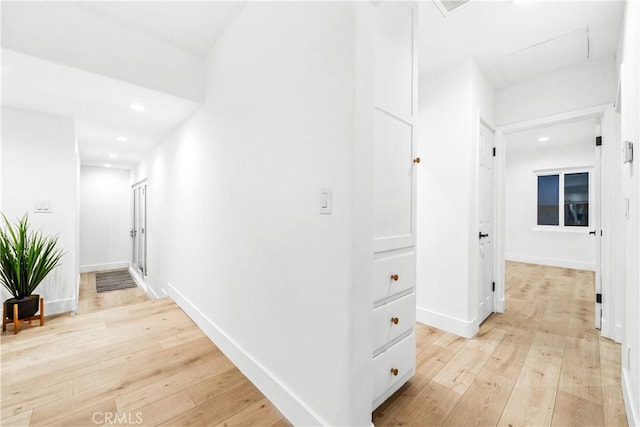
left=496, top=104, right=620, bottom=341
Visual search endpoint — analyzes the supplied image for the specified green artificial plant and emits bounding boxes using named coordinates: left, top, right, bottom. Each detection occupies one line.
left=0, top=214, right=64, bottom=300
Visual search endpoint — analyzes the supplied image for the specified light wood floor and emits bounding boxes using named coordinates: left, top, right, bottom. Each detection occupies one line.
left=373, top=262, right=628, bottom=426
left=1, top=263, right=628, bottom=426
left=1, top=272, right=291, bottom=427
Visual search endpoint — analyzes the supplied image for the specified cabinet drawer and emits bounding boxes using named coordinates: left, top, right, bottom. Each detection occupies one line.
left=372, top=332, right=415, bottom=404
left=372, top=292, right=415, bottom=354
left=373, top=251, right=415, bottom=303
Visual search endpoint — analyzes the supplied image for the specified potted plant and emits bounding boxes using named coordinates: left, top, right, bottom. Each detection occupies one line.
left=0, top=214, right=64, bottom=321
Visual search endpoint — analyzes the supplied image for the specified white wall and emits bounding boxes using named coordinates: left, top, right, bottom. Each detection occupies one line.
left=79, top=166, right=131, bottom=272
left=496, top=57, right=617, bottom=126
left=133, top=3, right=370, bottom=426
left=1, top=107, right=79, bottom=315
left=416, top=58, right=495, bottom=338
left=619, top=0, right=640, bottom=424
left=505, top=142, right=595, bottom=270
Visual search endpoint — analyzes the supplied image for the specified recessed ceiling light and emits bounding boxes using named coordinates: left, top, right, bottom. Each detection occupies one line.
left=129, top=103, right=146, bottom=112
left=116, top=136, right=128, bottom=142
left=109, top=153, right=118, bottom=159
left=104, top=163, right=112, bottom=168
left=538, top=137, right=550, bottom=142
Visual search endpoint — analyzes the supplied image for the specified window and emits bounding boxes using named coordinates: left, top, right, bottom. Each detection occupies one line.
left=564, top=172, right=589, bottom=226
left=537, top=175, right=559, bottom=225
left=536, top=171, right=589, bottom=227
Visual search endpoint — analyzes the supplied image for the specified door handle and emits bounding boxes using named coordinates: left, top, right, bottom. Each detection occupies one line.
left=479, top=232, right=489, bottom=239
left=589, top=230, right=596, bottom=236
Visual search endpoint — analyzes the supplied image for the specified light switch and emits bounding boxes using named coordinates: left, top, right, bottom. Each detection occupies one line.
left=319, top=187, right=332, bottom=214
left=34, top=200, right=52, bottom=214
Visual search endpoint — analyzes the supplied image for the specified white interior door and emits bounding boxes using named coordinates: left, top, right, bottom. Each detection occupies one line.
left=132, top=187, right=139, bottom=268
left=139, top=185, right=147, bottom=276
left=478, top=121, right=495, bottom=323
left=132, top=183, right=147, bottom=277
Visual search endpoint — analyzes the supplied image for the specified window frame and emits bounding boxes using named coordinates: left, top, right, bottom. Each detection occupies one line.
left=533, top=167, right=593, bottom=231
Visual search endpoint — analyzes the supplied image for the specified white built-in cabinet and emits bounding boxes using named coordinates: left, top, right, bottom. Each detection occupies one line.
left=371, top=1, right=418, bottom=410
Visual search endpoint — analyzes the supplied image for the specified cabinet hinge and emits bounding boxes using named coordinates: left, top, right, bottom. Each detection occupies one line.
left=596, top=293, right=602, bottom=303
left=492, top=147, right=496, bottom=157
left=596, top=136, right=602, bottom=146
left=492, top=282, right=495, bottom=292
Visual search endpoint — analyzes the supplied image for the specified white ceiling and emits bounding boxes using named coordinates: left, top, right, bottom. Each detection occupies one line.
left=74, top=2, right=246, bottom=57
left=505, top=116, right=601, bottom=151
left=0, top=0, right=626, bottom=170
left=420, top=0, right=625, bottom=87
left=1, top=1, right=246, bottom=169
left=1, top=48, right=201, bottom=168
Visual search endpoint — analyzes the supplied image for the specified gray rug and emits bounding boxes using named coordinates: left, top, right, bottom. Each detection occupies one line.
left=96, top=269, right=137, bottom=293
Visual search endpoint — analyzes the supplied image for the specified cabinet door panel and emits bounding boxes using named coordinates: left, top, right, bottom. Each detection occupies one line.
left=374, top=110, right=414, bottom=251
left=375, top=2, right=414, bottom=120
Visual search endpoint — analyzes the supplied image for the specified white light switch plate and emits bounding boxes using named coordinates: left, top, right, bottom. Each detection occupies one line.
left=34, top=200, right=52, bottom=213
left=319, top=187, right=332, bottom=214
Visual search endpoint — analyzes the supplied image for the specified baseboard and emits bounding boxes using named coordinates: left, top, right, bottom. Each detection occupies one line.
left=622, top=368, right=639, bottom=427
left=506, top=254, right=596, bottom=271
left=127, top=266, right=159, bottom=299
left=79, top=262, right=129, bottom=273
left=615, top=323, right=624, bottom=344
left=165, top=282, right=326, bottom=426
left=43, top=296, right=75, bottom=316
left=416, top=306, right=478, bottom=338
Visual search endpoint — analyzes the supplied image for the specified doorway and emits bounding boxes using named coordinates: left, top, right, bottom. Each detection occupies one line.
left=498, top=108, right=612, bottom=334
left=132, top=181, right=147, bottom=277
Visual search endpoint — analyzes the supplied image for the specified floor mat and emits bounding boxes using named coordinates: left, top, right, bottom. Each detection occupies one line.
left=96, top=269, right=137, bottom=293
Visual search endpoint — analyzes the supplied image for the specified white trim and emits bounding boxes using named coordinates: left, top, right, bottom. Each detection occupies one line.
left=506, top=254, right=596, bottom=272
left=500, top=104, right=612, bottom=135
left=166, top=282, right=327, bottom=427
left=43, top=296, right=75, bottom=316
left=79, top=262, right=129, bottom=273
left=600, top=319, right=623, bottom=344
left=128, top=265, right=159, bottom=299
left=416, top=306, right=478, bottom=338
left=622, top=368, right=639, bottom=427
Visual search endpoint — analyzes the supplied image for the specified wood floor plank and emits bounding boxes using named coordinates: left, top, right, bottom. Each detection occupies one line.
left=115, top=355, right=232, bottom=412
left=387, top=381, right=463, bottom=426
left=213, top=398, right=286, bottom=427
left=432, top=328, right=505, bottom=395
left=551, top=390, right=605, bottom=427
left=443, top=374, right=513, bottom=427
left=137, top=390, right=197, bottom=427
left=187, top=368, right=250, bottom=406
left=43, top=398, right=117, bottom=427
left=162, top=381, right=264, bottom=426
left=498, top=384, right=559, bottom=427
left=0, top=410, right=32, bottom=427
left=602, top=385, right=628, bottom=427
